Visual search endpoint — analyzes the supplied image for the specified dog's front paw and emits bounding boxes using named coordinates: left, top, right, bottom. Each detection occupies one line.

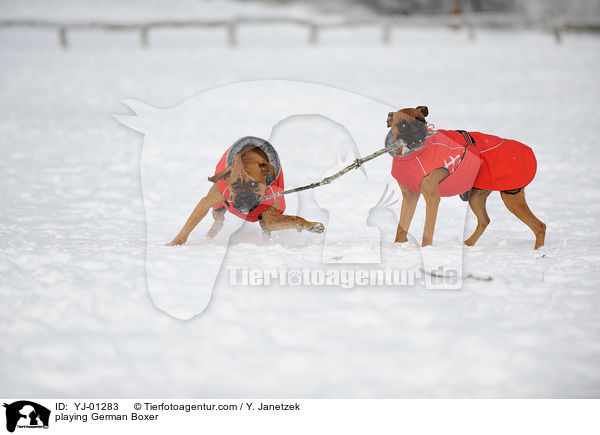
left=307, top=222, right=325, bottom=234
left=166, top=235, right=187, bottom=246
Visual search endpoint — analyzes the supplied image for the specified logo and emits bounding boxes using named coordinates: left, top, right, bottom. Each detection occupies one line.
left=3, top=401, right=50, bottom=433
left=443, top=153, right=461, bottom=172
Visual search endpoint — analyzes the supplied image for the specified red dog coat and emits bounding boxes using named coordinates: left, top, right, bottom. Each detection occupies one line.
left=391, top=129, right=536, bottom=195
left=468, top=132, right=537, bottom=191
left=212, top=137, right=286, bottom=222
left=391, top=130, right=481, bottom=196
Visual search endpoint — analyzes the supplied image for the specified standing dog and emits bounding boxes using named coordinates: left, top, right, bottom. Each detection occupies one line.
left=167, top=136, right=324, bottom=246
left=387, top=106, right=546, bottom=249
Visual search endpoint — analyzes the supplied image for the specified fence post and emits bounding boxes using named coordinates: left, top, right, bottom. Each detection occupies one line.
left=382, top=23, right=391, bottom=45
left=309, top=24, right=319, bottom=45
left=467, top=22, right=476, bottom=41
left=553, top=26, right=562, bottom=44
left=140, top=26, right=149, bottom=48
left=227, top=22, right=237, bottom=47
left=58, top=26, right=68, bottom=49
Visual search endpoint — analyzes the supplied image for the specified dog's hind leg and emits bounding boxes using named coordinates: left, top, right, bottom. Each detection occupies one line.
left=206, top=207, right=226, bottom=239
left=395, top=183, right=419, bottom=243
left=500, top=189, right=546, bottom=249
left=464, top=188, right=492, bottom=246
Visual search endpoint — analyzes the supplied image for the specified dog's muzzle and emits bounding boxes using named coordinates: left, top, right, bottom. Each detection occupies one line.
left=232, top=191, right=261, bottom=213
left=396, top=121, right=428, bottom=149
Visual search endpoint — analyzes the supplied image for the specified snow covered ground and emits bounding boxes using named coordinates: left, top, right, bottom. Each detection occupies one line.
left=1, top=14, right=600, bottom=398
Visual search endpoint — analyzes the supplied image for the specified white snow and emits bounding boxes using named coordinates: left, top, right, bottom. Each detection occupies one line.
left=1, top=10, right=600, bottom=398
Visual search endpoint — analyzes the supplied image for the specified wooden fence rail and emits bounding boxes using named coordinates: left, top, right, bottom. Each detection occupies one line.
left=0, top=15, right=599, bottom=48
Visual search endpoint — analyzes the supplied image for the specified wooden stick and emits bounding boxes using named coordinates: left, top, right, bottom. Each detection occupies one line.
left=261, top=139, right=405, bottom=201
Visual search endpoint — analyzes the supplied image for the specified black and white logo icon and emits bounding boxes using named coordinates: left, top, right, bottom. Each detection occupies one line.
left=3, top=401, right=50, bottom=433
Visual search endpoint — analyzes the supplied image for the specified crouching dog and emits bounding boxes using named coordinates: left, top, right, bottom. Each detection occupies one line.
left=168, top=136, right=324, bottom=246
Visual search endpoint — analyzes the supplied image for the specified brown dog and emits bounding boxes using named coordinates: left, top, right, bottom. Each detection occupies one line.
left=387, top=107, right=546, bottom=249
left=167, top=137, right=324, bottom=246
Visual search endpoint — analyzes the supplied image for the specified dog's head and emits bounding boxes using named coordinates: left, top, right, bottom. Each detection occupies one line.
left=208, top=150, right=276, bottom=213
left=387, top=106, right=429, bottom=148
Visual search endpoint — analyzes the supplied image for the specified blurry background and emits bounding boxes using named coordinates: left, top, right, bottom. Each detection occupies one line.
left=1, top=0, right=600, bottom=46
left=2, top=0, right=600, bottom=19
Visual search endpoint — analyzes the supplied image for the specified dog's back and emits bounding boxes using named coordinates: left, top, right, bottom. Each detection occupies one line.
left=468, top=132, right=537, bottom=192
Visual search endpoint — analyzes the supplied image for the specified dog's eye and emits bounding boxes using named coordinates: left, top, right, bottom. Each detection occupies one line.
left=231, top=181, right=241, bottom=189
left=248, top=181, right=258, bottom=189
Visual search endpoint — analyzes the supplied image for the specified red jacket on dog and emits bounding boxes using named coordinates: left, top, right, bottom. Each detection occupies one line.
left=212, top=144, right=286, bottom=222
left=468, top=131, right=537, bottom=191
left=391, top=129, right=536, bottom=195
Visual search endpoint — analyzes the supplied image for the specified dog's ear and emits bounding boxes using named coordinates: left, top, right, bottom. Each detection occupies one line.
left=386, top=112, right=394, bottom=128
left=259, top=162, right=276, bottom=180
left=208, top=167, right=231, bottom=183
left=416, top=106, right=429, bottom=117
